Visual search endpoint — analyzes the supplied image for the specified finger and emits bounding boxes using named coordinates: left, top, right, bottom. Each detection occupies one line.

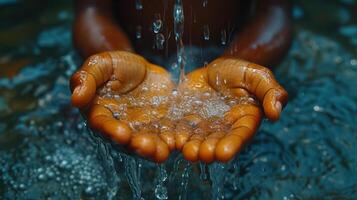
left=224, top=104, right=261, bottom=125
left=215, top=134, right=243, bottom=163
left=244, top=62, right=288, bottom=121
left=261, top=87, right=287, bottom=121
left=215, top=127, right=256, bottom=163
left=175, top=130, right=191, bottom=151
left=230, top=107, right=261, bottom=142
left=231, top=115, right=261, bottom=133
left=230, top=127, right=256, bottom=145
left=159, top=131, right=176, bottom=151
left=182, top=133, right=205, bottom=162
left=130, top=132, right=157, bottom=158
left=70, top=71, right=97, bottom=108
left=71, top=51, right=149, bottom=108
left=71, top=53, right=114, bottom=108
left=88, top=104, right=132, bottom=145
left=153, top=136, right=170, bottom=163
left=215, top=104, right=261, bottom=163
left=230, top=88, right=250, bottom=98
left=198, top=132, right=225, bottom=163
left=207, top=59, right=288, bottom=121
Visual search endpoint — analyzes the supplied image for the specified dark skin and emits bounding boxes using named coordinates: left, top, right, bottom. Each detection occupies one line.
left=71, top=0, right=290, bottom=163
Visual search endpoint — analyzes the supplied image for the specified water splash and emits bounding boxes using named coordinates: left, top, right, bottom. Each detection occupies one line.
left=209, top=163, right=227, bottom=200
left=124, top=156, right=143, bottom=200
left=154, top=165, right=168, bottom=200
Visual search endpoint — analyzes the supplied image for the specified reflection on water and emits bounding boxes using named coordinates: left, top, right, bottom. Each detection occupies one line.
left=0, top=0, right=357, bottom=199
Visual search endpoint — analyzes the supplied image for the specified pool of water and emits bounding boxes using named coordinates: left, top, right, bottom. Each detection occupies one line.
left=0, top=0, right=356, bottom=199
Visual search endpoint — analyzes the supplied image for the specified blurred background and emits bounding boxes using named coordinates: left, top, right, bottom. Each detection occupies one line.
left=0, top=0, right=356, bottom=199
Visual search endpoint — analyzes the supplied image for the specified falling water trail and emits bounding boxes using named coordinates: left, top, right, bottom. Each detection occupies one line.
left=177, top=160, right=191, bottom=200
left=124, top=156, right=143, bottom=200
left=173, top=0, right=186, bottom=83
left=209, top=163, right=227, bottom=199
left=154, top=165, right=169, bottom=200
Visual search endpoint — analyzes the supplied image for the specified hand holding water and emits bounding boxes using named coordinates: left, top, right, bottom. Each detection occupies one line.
left=177, top=57, right=288, bottom=163
left=70, top=51, right=287, bottom=163
left=71, top=51, right=176, bottom=162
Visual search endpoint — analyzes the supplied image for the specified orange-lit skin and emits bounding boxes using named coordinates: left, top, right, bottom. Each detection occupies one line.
left=70, top=0, right=291, bottom=163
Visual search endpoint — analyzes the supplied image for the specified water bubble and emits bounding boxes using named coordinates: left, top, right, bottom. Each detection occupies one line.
left=47, top=170, right=55, bottom=178
left=136, top=25, right=142, bottom=39
left=84, top=186, right=95, bottom=195
left=59, top=160, right=69, bottom=169
left=313, top=105, right=323, bottom=112
left=172, top=89, right=178, bottom=96
left=19, top=183, right=26, bottom=190
left=155, top=33, right=165, bottom=50
left=141, top=86, right=148, bottom=91
left=135, top=0, right=143, bottom=10
left=38, top=174, right=46, bottom=181
left=203, top=25, right=210, bottom=40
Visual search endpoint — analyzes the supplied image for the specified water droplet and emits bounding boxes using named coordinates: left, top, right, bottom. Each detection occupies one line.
left=203, top=25, right=210, bottom=40
left=136, top=25, right=142, bottom=39
left=202, top=0, right=208, bottom=7
left=152, top=16, right=163, bottom=33
left=204, top=61, right=208, bottom=67
left=171, top=62, right=178, bottom=70
left=173, top=1, right=184, bottom=41
left=135, top=0, right=143, bottom=10
left=155, top=33, right=165, bottom=50
left=221, top=29, right=227, bottom=45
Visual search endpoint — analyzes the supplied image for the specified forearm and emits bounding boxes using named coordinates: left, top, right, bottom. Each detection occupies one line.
left=73, top=0, right=134, bottom=59
left=222, top=0, right=292, bottom=67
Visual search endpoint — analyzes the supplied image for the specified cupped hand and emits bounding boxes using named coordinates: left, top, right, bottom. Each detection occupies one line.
left=177, top=57, right=288, bottom=163
left=70, top=51, right=176, bottom=162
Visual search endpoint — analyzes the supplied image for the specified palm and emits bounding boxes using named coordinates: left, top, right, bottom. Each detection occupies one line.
left=71, top=51, right=176, bottom=162
left=71, top=52, right=287, bottom=163
left=176, top=58, right=288, bottom=163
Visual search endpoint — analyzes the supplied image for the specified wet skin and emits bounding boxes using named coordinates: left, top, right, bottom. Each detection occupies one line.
left=71, top=0, right=291, bottom=163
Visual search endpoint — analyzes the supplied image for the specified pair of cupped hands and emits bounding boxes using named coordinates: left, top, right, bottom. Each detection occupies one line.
left=70, top=51, right=287, bottom=163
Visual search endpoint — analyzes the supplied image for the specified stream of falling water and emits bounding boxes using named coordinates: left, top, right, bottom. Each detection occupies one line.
left=173, top=0, right=186, bottom=83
